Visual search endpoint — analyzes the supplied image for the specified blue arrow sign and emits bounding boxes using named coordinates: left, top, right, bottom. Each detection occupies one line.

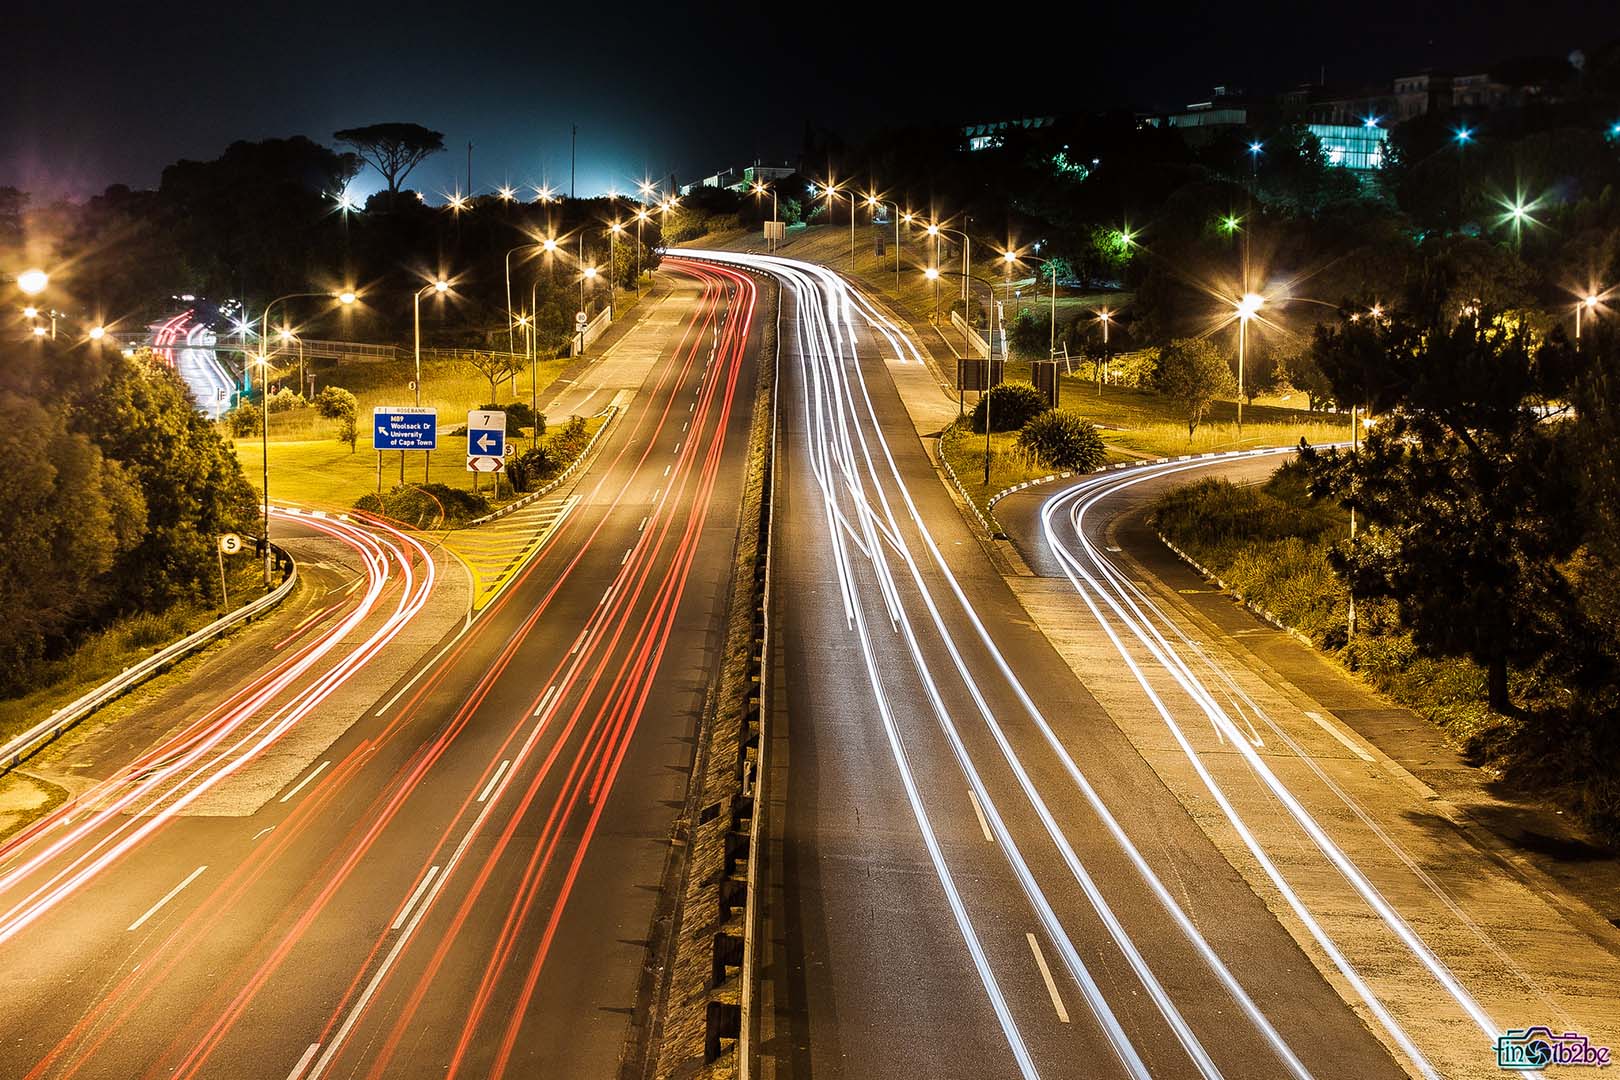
left=373, top=407, right=438, bottom=451
left=466, top=410, right=506, bottom=464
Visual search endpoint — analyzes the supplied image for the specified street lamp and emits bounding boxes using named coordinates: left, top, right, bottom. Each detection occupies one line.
left=17, top=269, right=48, bottom=296
left=252, top=289, right=355, bottom=585
left=1097, top=308, right=1113, bottom=388
left=866, top=194, right=904, bottom=292
left=923, top=266, right=941, bottom=325
left=750, top=181, right=780, bottom=253
left=1001, top=247, right=1060, bottom=361
left=1576, top=291, right=1600, bottom=346
left=607, top=222, right=623, bottom=319
left=413, top=279, right=450, bottom=407
left=1234, top=292, right=1264, bottom=435
left=88, top=325, right=106, bottom=341
left=925, top=221, right=976, bottom=351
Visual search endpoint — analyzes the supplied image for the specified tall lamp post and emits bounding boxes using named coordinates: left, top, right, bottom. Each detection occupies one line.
left=750, top=181, right=779, bottom=254
left=504, top=242, right=548, bottom=353
left=927, top=222, right=975, bottom=352
left=1234, top=292, right=1264, bottom=435
left=413, top=279, right=450, bottom=406
left=607, top=221, right=622, bottom=319
left=258, top=289, right=355, bottom=585
left=1001, top=248, right=1060, bottom=361
left=1576, top=291, right=1600, bottom=347
left=865, top=195, right=905, bottom=293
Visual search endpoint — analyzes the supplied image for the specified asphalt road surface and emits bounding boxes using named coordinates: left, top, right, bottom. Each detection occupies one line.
left=0, top=261, right=763, bottom=1080
left=690, top=249, right=1414, bottom=1080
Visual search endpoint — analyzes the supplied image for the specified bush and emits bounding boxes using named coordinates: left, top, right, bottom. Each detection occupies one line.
left=353, top=483, right=489, bottom=529
left=314, top=386, right=358, bottom=451
left=508, top=446, right=559, bottom=493
left=228, top=402, right=262, bottom=437
left=1015, top=410, right=1107, bottom=472
left=549, top=415, right=590, bottom=457
left=481, top=402, right=542, bottom=435
left=265, top=387, right=307, bottom=413
left=313, top=385, right=356, bottom=421
left=970, top=381, right=1050, bottom=433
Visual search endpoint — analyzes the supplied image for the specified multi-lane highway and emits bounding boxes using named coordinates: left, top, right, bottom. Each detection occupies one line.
left=0, top=260, right=764, bottom=1080
left=9, top=242, right=1616, bottom=1080
left=686, top=248, right=1619, bottom=1080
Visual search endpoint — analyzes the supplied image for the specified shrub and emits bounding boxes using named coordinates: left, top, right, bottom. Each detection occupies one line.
left=970, top=381, right=1049, bottom=433
left=228, top=402, right=262, bottom=437
left=508, top=446, right=559, bottom=493
left=265, top=387, right=307, bottom=413
left=353, top=483, right=489, bottom=529
left=1015, top=410, right=1107, bottom=472
left=313, top=385, right=357, bottom=421
left=549, top=415, right=591, bottom=457
left=313, top=386, right=358, bottom=451
left=481, top=402, right=542, bottom=435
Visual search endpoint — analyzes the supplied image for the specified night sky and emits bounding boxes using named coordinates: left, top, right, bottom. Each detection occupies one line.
left=8, top=0, right=1613, bottom=202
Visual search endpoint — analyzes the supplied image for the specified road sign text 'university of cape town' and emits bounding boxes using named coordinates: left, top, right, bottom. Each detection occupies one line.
left=372, top=407, right=438, bottom=451
left=466, top=410, right=507, bottom=472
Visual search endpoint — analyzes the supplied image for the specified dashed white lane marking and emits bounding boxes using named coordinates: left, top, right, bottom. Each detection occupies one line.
left=1026, top=932, right=1070, bottom=1023
left=599, top=584, right=616, bottom=607
left=535, top=685, right=559, bottom=717
left=966, top=789, right=994, bottom=842
left=391, top=865, right=440, bottom=931
left=663, top=464, right=671, bottom=477
left=638, top=517, right=648, bottom=531
left=251, top=826, right=275, bottom=842
left=279, top=760, right=330, bottom=803
left=128, top=865, right=207, bottom=932
left=478, top=761, right=511, bottom=803
left=622, top=548, right=632, bottom=565
left=1303, top=711, right=1376, bottom=762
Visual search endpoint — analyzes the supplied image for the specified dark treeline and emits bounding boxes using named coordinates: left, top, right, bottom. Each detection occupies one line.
left=0, top=338, right=258, bottom=692
left=4, top=135, right=663, bottom=356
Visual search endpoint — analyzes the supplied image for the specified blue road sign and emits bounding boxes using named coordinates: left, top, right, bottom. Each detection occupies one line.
left=465, top=410, right=507, bottom=470
left=373, top=407, right=438, bottom=450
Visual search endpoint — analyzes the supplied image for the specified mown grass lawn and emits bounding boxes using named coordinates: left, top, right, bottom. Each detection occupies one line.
left=942, top=376, right=1355, bottom=519
left=228, top=353, right=583, bottom=512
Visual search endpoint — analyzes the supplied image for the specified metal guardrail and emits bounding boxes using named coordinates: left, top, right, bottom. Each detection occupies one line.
left=736, top=267, right=780, bottom=1079
left=0, top=551, right=298, bottom=775
left=949, top=309, right=991, bottom=358
left=465, top=405, right=622, bottom=527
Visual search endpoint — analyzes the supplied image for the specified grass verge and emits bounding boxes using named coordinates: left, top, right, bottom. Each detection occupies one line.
left=1149, top=463, right=1619, bottom=844
left=0, top=561, right=267, bottom=745
left=941, top=379, right=1354, bottom=517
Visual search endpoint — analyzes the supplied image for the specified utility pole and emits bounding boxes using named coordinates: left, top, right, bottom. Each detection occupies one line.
left=466, top=142, right=472, bottom=196
left=570, top=123, right=577, bottom=199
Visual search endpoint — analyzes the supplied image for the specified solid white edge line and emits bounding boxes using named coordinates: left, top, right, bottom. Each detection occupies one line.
left=279, top=760, right=331, bottom=804
left=285, top=1042, right=321, bottom=1080
left=1303, top=711, right=1377, bottom=762
left=478, top=760, right=511, bottom=803
left=390, top=865, right=440, bottom=931
left=1026, top=932, right=1071, bottom=1023
left=127, top=864, right=207, bottom=932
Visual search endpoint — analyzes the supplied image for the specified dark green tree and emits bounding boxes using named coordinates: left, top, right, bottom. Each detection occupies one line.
left=334, top=123, right=446, bottom=194
left=1300, top=312, right=1585, bottom=713
left=1155, top=337, right=1235, bottom=438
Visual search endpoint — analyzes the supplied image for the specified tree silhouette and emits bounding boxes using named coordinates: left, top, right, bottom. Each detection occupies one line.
left=334, top=123, right=445, bottom=194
